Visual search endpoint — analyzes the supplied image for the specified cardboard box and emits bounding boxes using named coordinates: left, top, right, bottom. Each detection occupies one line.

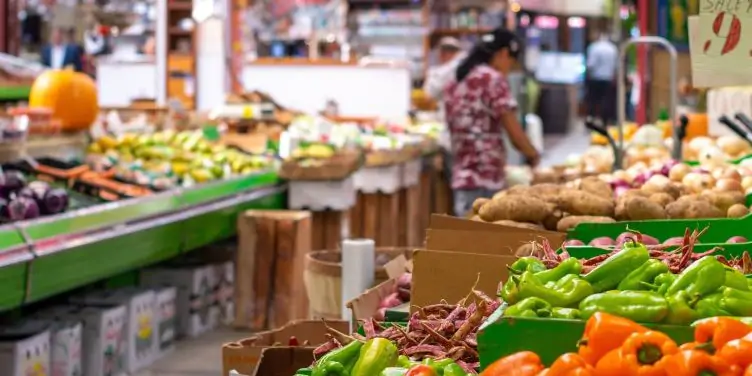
left=236, top=210, right=311, bottom=330
left=154, top=286, right=177, bottom=356
left=426, top=215, right=565, bottom=255
left=71, top=288, right=159, bottom=373
left=347, top=253, right=411, bottom=322
left=29, top=306, right=83, bottom=376
left=141, top=264, right=220, bottom=338
left=252, top=347, right=314, bottom=376
left=77, top=305, right=128, bottom=376
left=222, top=319, right=348, bottom=376
left=213, top=261, right=235, bottom=326
left=0, top=321, right=51, bottom=376
left=411, top=249, right=515, bottom=312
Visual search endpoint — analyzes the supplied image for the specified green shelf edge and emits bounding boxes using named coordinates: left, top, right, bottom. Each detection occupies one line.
left=0, top=85, right=31, bottom=101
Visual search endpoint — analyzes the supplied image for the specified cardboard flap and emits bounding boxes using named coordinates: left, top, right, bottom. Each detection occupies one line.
left=410, top=249, right=515, bottom=312
left=384, top=255, right=409, bottom=279
left=425, top=228, right=564, bottom=256
left=346, top=279, right=397, bottom=322
left=252, top=347, right=314, bottom=376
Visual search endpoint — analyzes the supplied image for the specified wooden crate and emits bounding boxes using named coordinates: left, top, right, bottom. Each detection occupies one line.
left=433, top=154, right=453, bottom=216
left=350, top=192, right=401, bottom=246
left=235, top=210, right=311, bottom=330
left=311, top=210, right=350, bottom=251
left=418, top=159, right=435, bottom=244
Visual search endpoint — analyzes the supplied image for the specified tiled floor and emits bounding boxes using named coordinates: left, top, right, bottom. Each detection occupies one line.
left=137, top=327, right=248, bottom=376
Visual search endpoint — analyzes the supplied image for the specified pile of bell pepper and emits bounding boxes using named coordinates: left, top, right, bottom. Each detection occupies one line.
left=293, top=338, right=471, bottom=376
left=502, top=239, right=752, bottom=325
left=481, top=313, right=752, bottom=376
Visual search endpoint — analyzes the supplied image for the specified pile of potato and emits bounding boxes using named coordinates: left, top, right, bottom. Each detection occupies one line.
left=470, top=175, right=751, bottom=233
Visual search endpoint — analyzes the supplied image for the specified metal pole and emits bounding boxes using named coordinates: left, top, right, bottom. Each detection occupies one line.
left=611, top=0, right=622, bottom=41
left=617, top=36, right=679, bottom=168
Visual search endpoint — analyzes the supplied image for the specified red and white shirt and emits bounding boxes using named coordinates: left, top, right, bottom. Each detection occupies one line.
left=444, top=65, right=517, bottom=190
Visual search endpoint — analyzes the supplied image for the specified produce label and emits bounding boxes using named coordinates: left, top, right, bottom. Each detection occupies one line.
left=691, top=1, right=752, bottom=87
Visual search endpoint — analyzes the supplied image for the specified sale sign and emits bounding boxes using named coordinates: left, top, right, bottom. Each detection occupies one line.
left=691, top=0, right=752, bottom=87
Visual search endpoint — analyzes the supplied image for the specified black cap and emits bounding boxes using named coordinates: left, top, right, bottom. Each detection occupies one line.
left=479, top=28, right=521, bottom=59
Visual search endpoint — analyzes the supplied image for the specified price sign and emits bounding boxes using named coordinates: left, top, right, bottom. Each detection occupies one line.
left=691, top=2, right=752, bottom=87
left=241, top=106, right=253, bottom=119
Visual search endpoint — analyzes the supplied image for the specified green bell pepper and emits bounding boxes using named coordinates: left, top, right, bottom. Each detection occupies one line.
left=311, top=340, right=364, bottom=376
left=509, top=257, right=547, bottom=274
left=443, top=363, right=468, bottom=376
left=504, top=297, right=552, bottom=318
left=725, top=269, right=749, bottom=291
left=666, top=256, right=726, bottom=298
left=534, top=257, right=582, bottom=284
left=695, top=292, right=732, bottom=318
left=422, top=358, right=455, bottom=372
left=381, top=367, right=408, bottom=376
left=665, top=291, right=700, bottom=325
left=396, top=355, right=415, bottom=369
left=720, top=287, right=752, bottom=316
left=551, top=307, right=580, bottom=319
left=515, top=271, right=593, bottom=308
left=499, top=276, right=519, bottom=305
left=579, top=290, right=669, bottom=323
left=584, top=240, right=650, bottom=292
left=350, top=338, right=398, bottom=375
left=618, top=259, right=669, bottom=291
left=294, top=368, right=313, bottom=376
left=650, top=272, right=677, bottom=295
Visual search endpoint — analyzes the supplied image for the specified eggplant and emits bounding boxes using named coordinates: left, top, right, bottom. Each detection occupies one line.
left=5, top=197, right=40, bottom=221
left=0, top=171, right=26, bottom=198
left=26, top=181, right=50, bottom=202
left=16, top=187, right=34, bottom=200
left=40, top=188, right=69, bottom=214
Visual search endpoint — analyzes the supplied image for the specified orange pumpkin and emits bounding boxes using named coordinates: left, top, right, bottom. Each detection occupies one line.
left=29, top=68, right=98, bottom=131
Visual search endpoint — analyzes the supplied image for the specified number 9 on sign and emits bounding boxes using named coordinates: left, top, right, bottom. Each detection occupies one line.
left=703, top=11, right=742, bottom=56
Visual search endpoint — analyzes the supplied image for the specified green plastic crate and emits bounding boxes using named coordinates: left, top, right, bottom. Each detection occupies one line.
left=568, top=215, right=752, bottom=245
left=478, top=306, right=694, bottom=368
left=563, top=241, right=752, bottom=259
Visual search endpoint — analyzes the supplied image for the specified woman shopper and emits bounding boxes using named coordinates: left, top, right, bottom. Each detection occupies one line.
left=444, top=28, right=541, bottom=217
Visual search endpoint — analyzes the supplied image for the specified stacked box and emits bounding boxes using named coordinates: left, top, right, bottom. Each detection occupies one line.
left=29, top=306, right=83, bottom=376
left=0, top=320, right=51, bottom=376
left=142, top=264, right=219, bottom=338
left=155, top=286, right=177, bottom=356
left=75, top=304, right=128, bottom=376
left=72, top=288, right=158, bottom=373
left=214, top=261, right=235, bottom=326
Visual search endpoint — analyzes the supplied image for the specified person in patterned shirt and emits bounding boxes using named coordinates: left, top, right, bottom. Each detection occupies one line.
left=444, top=28, right=541, bottom=217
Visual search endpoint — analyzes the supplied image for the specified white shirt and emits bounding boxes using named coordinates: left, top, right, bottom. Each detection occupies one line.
left=50, top=45, right=65, bottom=69
left=586, top=37, right=618, bottom=81
left=423, top=52, right=466, bottom=149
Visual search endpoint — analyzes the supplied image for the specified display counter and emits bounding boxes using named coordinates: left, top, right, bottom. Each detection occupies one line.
left=96, top=59, right=158, bottom=106
left=0, top=170, right=285, bottom=312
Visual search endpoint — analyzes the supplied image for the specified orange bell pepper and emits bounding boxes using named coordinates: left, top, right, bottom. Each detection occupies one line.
left=694, top=317, right=752, bottom=353
left=593, top=331, right=678, bottom=376
left=656, top=350, right=739, bottom=376
left=480, top=351, right=545, bottom=376
left=578, top=312, right=649, bottom=365
left=717, top=339, right=752, bottom=369
left=745, top=363, right=752, bottom=376
left=548, top=353, right=594, bottom=376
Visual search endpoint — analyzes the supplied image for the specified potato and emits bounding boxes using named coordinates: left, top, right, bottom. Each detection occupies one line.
left=727, top=203, right=749, bottom=218
left=665, top=200, right=692, bottom=219
left=624, top=196, right=667, bottom=220
left=472, top=198, right=490, bottom=214
left=542, top=210, right=566, bottom=231
left=556, top=216, right=616, bottom=232
left=556, top=190, right=615, bottom=217
left=648, top=193, right=675, bottom=208
left=493, top=220, right=545, bottom=230
left=469, top=215, right=483, bottom=221
left=578, top=176, right=613, bottom=197
left=701, top=191, right=745, bottom=213
left=479, top=195, right=552, bottom=223
left=515, top=243, right=540, bottom=257
left=684, top=201, right=725, bottom=219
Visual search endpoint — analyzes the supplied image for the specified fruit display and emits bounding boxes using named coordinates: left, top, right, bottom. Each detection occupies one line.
left=86, top=130, right=276, bottom=189
left=481, top=314, right=752, bottom=375
left=29, top=68, right=99, bottom=131
left=502, top=236, right=752, bottom=325
left=0, top=171, right=69, bottom=222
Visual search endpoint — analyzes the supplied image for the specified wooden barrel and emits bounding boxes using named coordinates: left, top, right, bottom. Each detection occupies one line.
left=303, top=247, right=412, bottom=320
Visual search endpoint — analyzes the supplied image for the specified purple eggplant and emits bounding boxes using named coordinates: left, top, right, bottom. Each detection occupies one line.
left=0, top=171, right=26, bottom=198
left=5, top=197, right=40, bottom=221
left=26, top=181, right=50, bottom=201
left=40, top=188, right=69, bottom=214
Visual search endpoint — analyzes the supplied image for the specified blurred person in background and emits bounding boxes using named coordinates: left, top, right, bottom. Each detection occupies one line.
left=585, top=28, right=618, bottom=124
left=423, top=37, right=466, bottom=190
left=41, top=27, right=83, bottom=71
left=444, top=28, right=540, bottom=217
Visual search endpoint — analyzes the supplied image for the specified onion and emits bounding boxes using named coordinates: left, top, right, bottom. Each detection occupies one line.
left=396, top=273, right=412, bottom=289
left=716, top=178, right=744, bottom=192
left=589, top=237, right=615, bottom=247
left=660, top=160, right=680, bottom=176
left=683, top=172, right=715, bottom=193
left=614, top=185, right=631, bottom=198
left=668, top=163, right=691, bottom=182
left=663, top=237, right=685, bottom=245
left=615, top=232, right=636, bottom=246
left=741, top=176, right=752, bottom=190
left=379, top=292, right=402, bottom=309
left=564, top=239, right=585, bottom=247
left=722, top=169, right=742, bottom=182
left=611, top=170, right=632, bottom=183
left=641, top=235, right=660, bottom=245
left=727, top=236, right=748, bottom=244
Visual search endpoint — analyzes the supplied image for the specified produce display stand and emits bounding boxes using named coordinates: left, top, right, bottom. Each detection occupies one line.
left=0, top=170, right=285, bottom=312
left=351, top=162, right=404, bottom=247
left=287, top=176, right=356, bottom=251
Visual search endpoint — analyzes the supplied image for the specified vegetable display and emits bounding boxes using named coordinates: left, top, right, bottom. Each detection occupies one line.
left=375, top=272, right=412, bottom=321
left=0, top=171, right=69, bottom=222
left=481, top=313, right=752, bottom=376
left=503, top=236, right=752, bottom=325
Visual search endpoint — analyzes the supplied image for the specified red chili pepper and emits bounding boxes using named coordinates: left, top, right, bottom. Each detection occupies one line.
left=288, top=336, right=300, bottom=346
left=405, top=364, right=438, bottom=376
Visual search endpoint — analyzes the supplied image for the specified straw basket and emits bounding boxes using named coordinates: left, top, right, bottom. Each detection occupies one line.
left=303, top=248, right=412, bottom=319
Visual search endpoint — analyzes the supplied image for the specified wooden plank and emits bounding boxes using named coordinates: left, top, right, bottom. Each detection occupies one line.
left=271, top=214, right=310, bottom=327
left=378, top=192, right=400, bottom=246
left=406, top=184, right=422, bottom=246
left=362, top=194, right=379, bottom=241
left=324, top=210, right=342, bottom=251
left=397, top=189, right=408, bottom=246
left=252, top=216, right=276, bottom=330
left=312, top=211, right=326, bottom=250
left=234, top=213, right=257, bottom=328
left=419, top=169, right=433, bottom=245
left=350, top=192, right=364, bottom=238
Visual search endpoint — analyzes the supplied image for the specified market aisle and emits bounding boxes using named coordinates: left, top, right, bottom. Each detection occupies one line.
left=540, top=123, right=590, bottom=168
left=137, top=327, right=242, bottom=376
